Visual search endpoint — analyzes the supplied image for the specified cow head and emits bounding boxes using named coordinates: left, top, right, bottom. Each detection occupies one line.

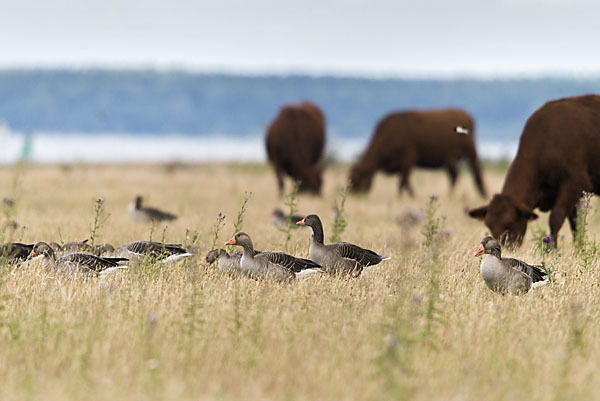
left=468, top=194, right=538, bottom=247
left=349, top=165, right=374, bottom=193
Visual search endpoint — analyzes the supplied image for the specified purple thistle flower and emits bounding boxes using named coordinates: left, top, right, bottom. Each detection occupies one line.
left=544, top=236, right=551, bottom=244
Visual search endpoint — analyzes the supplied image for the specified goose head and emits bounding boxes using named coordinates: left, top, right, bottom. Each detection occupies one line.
left=296, top=214, right=321, bottom=228
left=28, top=241, right=56, bottom=261
left=474, top=236, right=501, bottom=257
left=224, top=232, right=254, bottom=252
left=205, top=248, right=227, bottom=270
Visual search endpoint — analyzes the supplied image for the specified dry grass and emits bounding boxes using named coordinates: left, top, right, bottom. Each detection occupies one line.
left=0, top=162, right=599, bottom=401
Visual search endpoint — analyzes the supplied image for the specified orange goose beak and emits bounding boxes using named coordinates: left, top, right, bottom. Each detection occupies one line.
left=26, top=250, right=37, bottom=260
left=224, top=237, right=236, bottom=246
left=474, top=244, right=485, bottom=257
left=296, top=219, right=306, bottom=226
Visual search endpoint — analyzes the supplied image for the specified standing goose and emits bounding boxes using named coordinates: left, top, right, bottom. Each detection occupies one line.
left=116, top=241, right=193, bottom=264
left=205, top=248, right=262, bottom=275
left=296, top=214, right=390, bottom=276
left=27, top=241, right=129, bottom=276
left=474, top=236, right=547, bottom=295
left=128, top=195, right=177, bottom=223
left=224, top=232, right=323, bottom=282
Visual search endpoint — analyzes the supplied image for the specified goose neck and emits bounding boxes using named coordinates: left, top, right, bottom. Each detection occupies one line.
left=310, top=221, right=325, bottom=244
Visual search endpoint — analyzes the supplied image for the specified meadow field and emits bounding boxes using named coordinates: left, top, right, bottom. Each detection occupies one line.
left=0, top=162, right=599, bottom=401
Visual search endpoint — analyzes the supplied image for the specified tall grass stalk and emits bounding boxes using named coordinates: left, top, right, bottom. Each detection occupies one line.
left=574, top=191, right=598, bottom=269
left=420, top=196, right=444, bottom=348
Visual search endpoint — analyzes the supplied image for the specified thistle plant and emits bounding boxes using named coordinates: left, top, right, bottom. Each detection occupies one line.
left=232, top=192, right=252, bottom=235
left=210, top=212, right=227, bottom=251
left=227, top=193, right=251, bottom=253
left=281, top=182, right=299, bottom=251
left=329, top=185, right=349, bottom=243
left=89, top=197, right=109, bottom=246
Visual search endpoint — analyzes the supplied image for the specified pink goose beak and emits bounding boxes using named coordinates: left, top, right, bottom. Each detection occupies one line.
left=474, top=244, right=485, bottom=257
left=296, top=219, right=306, bottom=226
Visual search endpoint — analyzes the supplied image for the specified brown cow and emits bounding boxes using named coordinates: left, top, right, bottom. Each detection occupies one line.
left=266, top=102, right=325, bottom=195
left=468, top=94, right=600, bottom=247
left=349, top=109, right=486, bottom=196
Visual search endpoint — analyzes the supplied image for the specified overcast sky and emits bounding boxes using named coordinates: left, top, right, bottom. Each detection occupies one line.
left=1, top=0, right=599, bottom=77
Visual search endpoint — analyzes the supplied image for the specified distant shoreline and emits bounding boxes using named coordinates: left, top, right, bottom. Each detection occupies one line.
left=0, top=132, right=517, bottom=164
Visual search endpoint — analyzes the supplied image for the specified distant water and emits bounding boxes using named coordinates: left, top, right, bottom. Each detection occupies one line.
left=0, top=132, right=517, bottom=164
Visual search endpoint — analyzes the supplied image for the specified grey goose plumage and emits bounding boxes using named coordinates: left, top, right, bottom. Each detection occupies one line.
left=297, top=214, right=390, bottom=276
left=27, top=241, right=129, bottom=276
left=474, top=236, right=547, bottom=295
left=224, top=232, right=323, bottom=282
left=205, top=248, right=262, bottom=276
left=0, top=242, right=34, bottom=263
left=128, top=195, right=177, bottom=223
left=116, top=241, right=193, bottom=263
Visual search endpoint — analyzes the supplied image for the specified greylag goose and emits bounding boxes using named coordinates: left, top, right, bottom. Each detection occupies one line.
left=116, top=241, right=193, bottom=264
left=0, top=243, right=34, bottom=263
left=62, top=239, right=92, bottom=254
left=27, top=242, right=129, bottom=275
left=224, top=232, right=324, bottom=282
left=90, top=243, right=115, bottom=257
left=205, top=248, right=262, bottom=275
left=128, top=195, right=177, bottom=223
left=271, top=208, right=303, bottom=229
left=297, top=214, right=390, bottom=276
left=474, top=236, right=547, bottom=295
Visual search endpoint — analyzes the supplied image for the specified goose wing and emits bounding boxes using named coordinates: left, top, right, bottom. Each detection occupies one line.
left=263, top=252, right=298, bottom=271
left=504, top=257, right=546, bottom=283
left=125, top=241, right=187, bottom=257
left=59, top=253, right=127, bottom=272
left=333, top=242, right=384, bottom=266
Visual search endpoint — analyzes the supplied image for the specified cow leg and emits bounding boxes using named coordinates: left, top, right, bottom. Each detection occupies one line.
left=399, top=167, right=414, bottom=197
left=549, top=185, right=583, bottom=247
left=567, top=205, right=579, bottom=242
left=274, top=167, right=285, bottom=196
left=466, top=150, right=487, bottom=197
left=446, top=164, right=458, bottom=192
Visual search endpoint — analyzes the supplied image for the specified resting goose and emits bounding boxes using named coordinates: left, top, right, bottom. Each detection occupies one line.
left=0, top=243, right=34, bottom=263
left=27, top=241, right=129, bottom=276
left=116, top=241, right=193, bottom=264
left=224, top=232, right=324, bottom=282
left=128, top=195, right=177, bottom=223
left=90, top=243, right=115, bottom=257
left=474, top=236, right=547, bottom=295
left=297, top=214, right=390, bottom=276
left=62, top=239, right=92, bottom=254
left=205, top=248, right=262, bottom=275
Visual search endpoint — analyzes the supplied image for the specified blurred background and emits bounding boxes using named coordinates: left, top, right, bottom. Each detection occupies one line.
left=0, top=0, right=599, bottom=164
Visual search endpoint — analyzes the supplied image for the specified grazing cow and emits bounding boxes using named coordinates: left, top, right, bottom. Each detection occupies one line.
left=468, top=94, right=600, bottom=247
left=266, top=102, right=325, bottom=195
left=349, top=109, right=486, bottom=196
